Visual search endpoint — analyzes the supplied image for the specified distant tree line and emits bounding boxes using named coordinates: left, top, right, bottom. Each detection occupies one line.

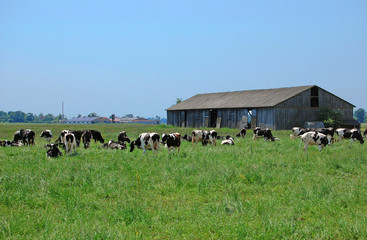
left=0, top=111, right=63, bottom=123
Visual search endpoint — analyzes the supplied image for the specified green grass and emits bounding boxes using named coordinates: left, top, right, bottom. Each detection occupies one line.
left=1, top=123, right=367, bottom=239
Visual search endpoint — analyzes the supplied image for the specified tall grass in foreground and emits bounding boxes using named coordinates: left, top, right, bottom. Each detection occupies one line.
left=1, top=124, right=367, bottom=239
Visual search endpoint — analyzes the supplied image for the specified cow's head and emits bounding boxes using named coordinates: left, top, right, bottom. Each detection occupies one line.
left=352, top=131, right=364, bottom=144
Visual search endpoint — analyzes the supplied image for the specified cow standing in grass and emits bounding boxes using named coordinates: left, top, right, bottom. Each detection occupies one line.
left=40, top=130, right=52, bottom=142
left=301, top=131, right=329, bottom=153
left=236, top=128, right=247, bottom=138
left=161, top=133, right=181, bottom=155
left=81, top=130, right=92, bottom=149
left=118, top=131, right=130, bottom=143
left=130, top=132, right=160, bottom=155
left=336, top=128, right=364, bottom=144
left=253, top=127, right=277, bottom=141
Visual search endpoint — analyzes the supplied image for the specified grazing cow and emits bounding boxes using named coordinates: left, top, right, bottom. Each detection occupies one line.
left=221, top=136, right=235, bottom=145
left=235, top=128, right=247, bottom=138
left=81, top=130, right=92, bottom=149
left=118, top=131, right=131, bottom=143
left=192, top=130, right=217, bottom=146
left=202, top=130, right=218, bottom=146
left=40, top=130, right=53, bottom=141
left=253, top=127, right=276, bottom=141
left=64, top=132, right=77, bottom=155
left=13, top=129, right=25, bottom=143
left=182, top=134, right=192, bottom=142
left=45, top=144, right=63, bottom=158
left=22, top=129, right=35, bottom=145
left=301, top=131, right=329, bottom=153
left=161, top=133, right=181, bottom=155
left=130, top=132, right=160, bottom=155
left=191, top=130, right=205, bottom=145
left=90, top=130, right=105, bottom=143
left=56, top=130, right=70, bottom=144
left=315, top=127, right=335, bottom=145
left=0, top=140, right=23, bottom=147
left=336, top=128, right=364, bottom=144
left=99, top=140, right=126, bottom=150
left=290, top=127, right=311, bottom=139
left=70, top=130, right=83, bottom=146
left=363, top=129, right=367, bottom=139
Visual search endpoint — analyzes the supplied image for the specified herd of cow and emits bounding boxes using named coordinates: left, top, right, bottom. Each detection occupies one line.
left=0, top=126, right=366, bottom=157
left=291, top=127, right=366, bottom=153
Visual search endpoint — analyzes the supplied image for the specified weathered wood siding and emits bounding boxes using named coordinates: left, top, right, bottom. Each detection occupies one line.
left=256, top=108, right=275, bottom=129
left=168, top=109, right=249, bottom=129
left=274, top=88, right=354, bottom=129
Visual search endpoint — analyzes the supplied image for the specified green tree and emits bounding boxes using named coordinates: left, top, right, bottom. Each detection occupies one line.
left=25, top=113, right=35, bottom=122
left=176, top=98, right=183, bottom=104
left=88, top=113, right=99, bottom=117
left=354, top=108, right=366, bottom=123
left=317, top=107, right=343, bottom=128
left=0, top=111, right=7, bottom=122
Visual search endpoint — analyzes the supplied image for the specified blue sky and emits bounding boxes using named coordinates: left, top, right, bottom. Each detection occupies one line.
left=1, top=0, right=366, bottom=118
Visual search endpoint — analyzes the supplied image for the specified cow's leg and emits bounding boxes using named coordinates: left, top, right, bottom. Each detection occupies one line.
left=65, top=142, right=69, bottom=155
left=304, top=143, right=308, bottom=154
left=318, top=145, right=322, bottom=152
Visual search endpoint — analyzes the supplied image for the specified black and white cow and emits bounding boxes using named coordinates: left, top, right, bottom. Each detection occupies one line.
left=191, top=130, right=205, bottom=145
left=235, top=128, right=247, bottom=138
left=202, top=130, right=218, bottom=146
left=90, top=130, right=105, bottom=143
left=63, top=132, right=77, bottom=155
left=221, top=136, right=235, bottom=145
left=301, top=131, right=329, bottom=153
left=315, top=127, right=335, bottom=145
left=81, top=130, right=92, bottom=149
left=56, top=130, right=70, bottom=144
left=192, top=130, right=217, bottom=146
left=13, top=129, right=25, bottom=143
left=0, top=140, right=23, bottom=147
left=253, top=127, right=276, bottom=141
left=161, top=133, right=181, bottom=155
left=99, top=140, right=126, bottom=150
left=130, top=132, right=160, bottom=155
left=182, top=134, right=192, bottom=142
left=22, top=129, right=35, bottom=146
left=336, top=128, right=364, bottom=144
left=40, top=130, right=53, bottom=142
left=45, top=143, right=63, bottom=158
left=118, top=131, right=131, bottom=143
left=363, top=129, right=367, bottom=139
left=290, top=127, right=311, bottom=139
left=70, top=130, right=83, bottom=147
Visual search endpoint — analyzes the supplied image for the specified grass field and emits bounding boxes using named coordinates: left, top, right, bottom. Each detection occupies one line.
left=1, top=123, right=367, bottom=239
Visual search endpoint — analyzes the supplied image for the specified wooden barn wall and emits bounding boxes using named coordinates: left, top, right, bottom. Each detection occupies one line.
left=168, top=109, right=249, bottom=129
left=217, top=109, right=248, bottom=129
left=256, top=108, right=275, bottom=129
left=275, top=88, right=354, bottom=129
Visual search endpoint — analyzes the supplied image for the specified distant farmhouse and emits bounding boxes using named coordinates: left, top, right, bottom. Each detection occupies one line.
left=65, top=117, right=111, bottom=124
left=114, top=117, right=160, bottom=124
left=166, top=85, right=359, bottom=130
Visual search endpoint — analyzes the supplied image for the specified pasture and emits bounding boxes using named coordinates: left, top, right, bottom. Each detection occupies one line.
left=1, top=123, right=367, bottom=239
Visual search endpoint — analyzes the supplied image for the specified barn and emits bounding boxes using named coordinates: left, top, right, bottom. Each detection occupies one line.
left=166, top=85, right=358, bottom=130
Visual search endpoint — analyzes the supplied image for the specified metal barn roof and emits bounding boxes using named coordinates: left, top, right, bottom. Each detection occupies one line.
left=167, top=85, right=354, bottom=111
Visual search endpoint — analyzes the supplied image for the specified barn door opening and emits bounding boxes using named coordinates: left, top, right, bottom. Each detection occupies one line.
left=210, top=109, right=217, bottom=128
